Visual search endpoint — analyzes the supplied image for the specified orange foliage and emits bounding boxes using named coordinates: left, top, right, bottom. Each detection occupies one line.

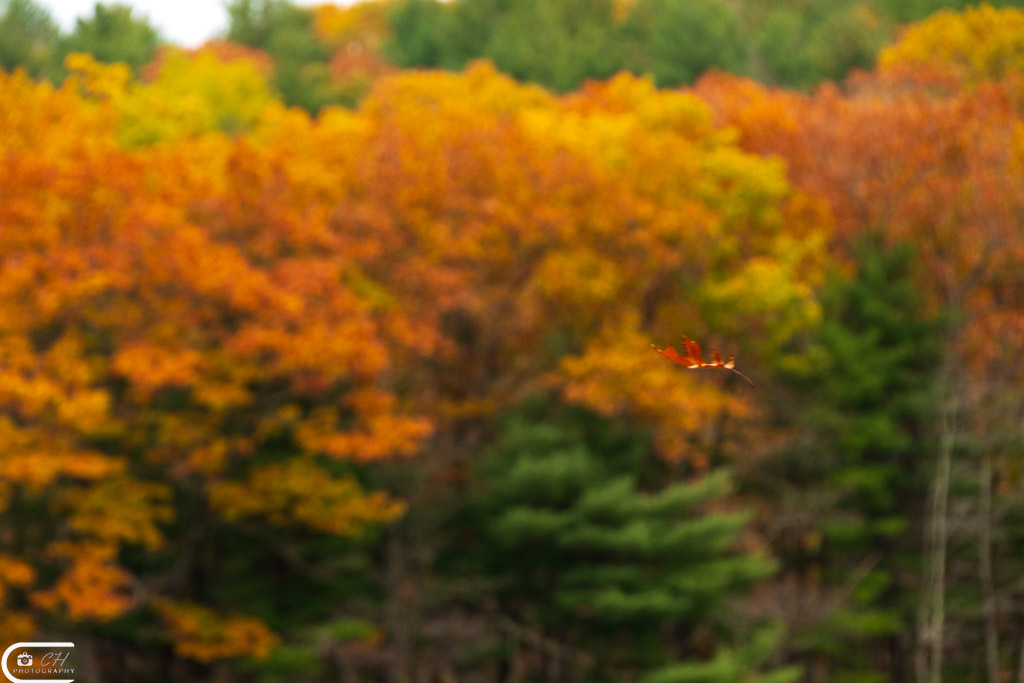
left=31, top=543, right=135, bottom=622
left=0, top=58, right=825, bottom=654
left=563, top=322, right=750, bottom=466
left=0, top=65, right=431, bottom=651
left=315, top=1, right=396, bottom=101
left=0, top=556, right=36, bottom=641
left=695, top=61, right=1024, bottom=381
left=154, top=599, right=280, bottom=662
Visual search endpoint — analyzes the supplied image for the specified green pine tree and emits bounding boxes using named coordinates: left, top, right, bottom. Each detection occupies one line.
left=762, top=234, right=941, bottom=681
left=447, top=400, right=796, bottom=681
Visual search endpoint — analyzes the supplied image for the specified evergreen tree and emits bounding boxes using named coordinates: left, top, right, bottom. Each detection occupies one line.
left=446, top=400, right=797, bottom=681
left=759, top=235, right=941, bottom=680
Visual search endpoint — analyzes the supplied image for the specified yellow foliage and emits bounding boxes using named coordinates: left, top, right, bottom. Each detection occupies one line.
left=0, top=557, right=36, bottom=642
left=154, top=599, right=280, bottom=662
left=879, top=4, right=1024, bottom=83
left=65, top=48, right=275, bottom=147
left=0, top=55, right=832, bottom=643
left=65, top=52, right=131, bottom=99
left=700, top=231, right=826, bottom=350
left=141, top=47, right=275, bottom=133
left=0, top=413, right=124, bottom=491
left=362, top=60, right=555, bottom=122
left=0, top=452, right=124, bottom=493
left=296, top=404, right=434, bottom=462
left=0, top=65, right=118, bottom=162
left=561, top=318, right=751, bottom=467
left=314, top=1, right=393, bottom=47
left=65, top=478, right=174, bottom=550
left=209, top=460, right=406, bottom=534
left=531, top=249, right=625, bottom=311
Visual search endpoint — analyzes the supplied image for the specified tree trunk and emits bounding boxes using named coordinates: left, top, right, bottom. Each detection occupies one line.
left=979, top=448, right=999, bottom=683
left=386, top=529, right=413, bottom=683
left=918, top=349, right=959, bottom=683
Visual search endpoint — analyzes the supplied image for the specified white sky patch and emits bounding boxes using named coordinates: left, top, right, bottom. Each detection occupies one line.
left=37, top=0, right=357, bottom=48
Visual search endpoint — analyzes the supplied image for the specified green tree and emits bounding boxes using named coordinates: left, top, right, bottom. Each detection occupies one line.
left=803, top=2, right=887, bottom=83
left=0, top=0, right=60, bottom=80
left=759, top=236, right=941, bottom=680
left=60, top=3, right=160, bottom=76
left=388, top=0, right=622, bottom=92
left=484, top=0, right=621, bottom=92
left=226, top=0, right=337, bottom=112
left=756, top=7, right=816, bottom=87
left=386, top=0, right=455, bottom=68
left=446, top=400, right=797, bottom=681
left=626, top=0, right=745, bottom=87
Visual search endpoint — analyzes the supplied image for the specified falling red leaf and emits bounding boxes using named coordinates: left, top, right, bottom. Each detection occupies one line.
left=652, top=336, right=755, bottom=386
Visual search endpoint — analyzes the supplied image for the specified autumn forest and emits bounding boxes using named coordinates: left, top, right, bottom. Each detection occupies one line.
left=2, top=0, right=1024, bottom=681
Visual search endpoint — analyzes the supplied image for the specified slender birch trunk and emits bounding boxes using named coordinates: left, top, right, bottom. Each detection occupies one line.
left=918, top=344, right=959, bottom=683
left=979, top=447, right=999, bottom=683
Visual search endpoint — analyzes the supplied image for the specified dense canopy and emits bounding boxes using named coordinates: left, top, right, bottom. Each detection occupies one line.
left=1, top=2, right=1024, bottom=681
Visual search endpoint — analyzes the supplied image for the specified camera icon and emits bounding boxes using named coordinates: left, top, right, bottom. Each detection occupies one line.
left=16, top=653, right=32, bottom=666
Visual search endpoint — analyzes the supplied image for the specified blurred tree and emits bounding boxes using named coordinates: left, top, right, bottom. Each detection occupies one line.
left=625, top=0, right=746, bottom=86
left=803, top=2, right=887, bottom=83
left=484, top=0, right=621, bottom=92
left=757, top=235, right=940, bottom=681
left=315, top=1, right=396, bottom=105
left=0, top=64, right=431, bottom=677
left=447, top=400, right=798, bottom=681
left=879, top=3, right=1024, bottom=84
left=226, top=0, right=339, bottom=112
left=755, top=7, right=817, bottom=87
left=60, top=3, right=160, bottom=75
left=312, top=64, right=826, bottom=679
left=385, top=0, right=454, bottom=68
left=0, top=0, right=60, bottom=79
left=388, top=0, right=621, bottom=92
left=380, top=0, right=1024, bottom=92
left=66, top=48, right=275, bottom=146
left=697, top=57, right=1024, bottom=679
